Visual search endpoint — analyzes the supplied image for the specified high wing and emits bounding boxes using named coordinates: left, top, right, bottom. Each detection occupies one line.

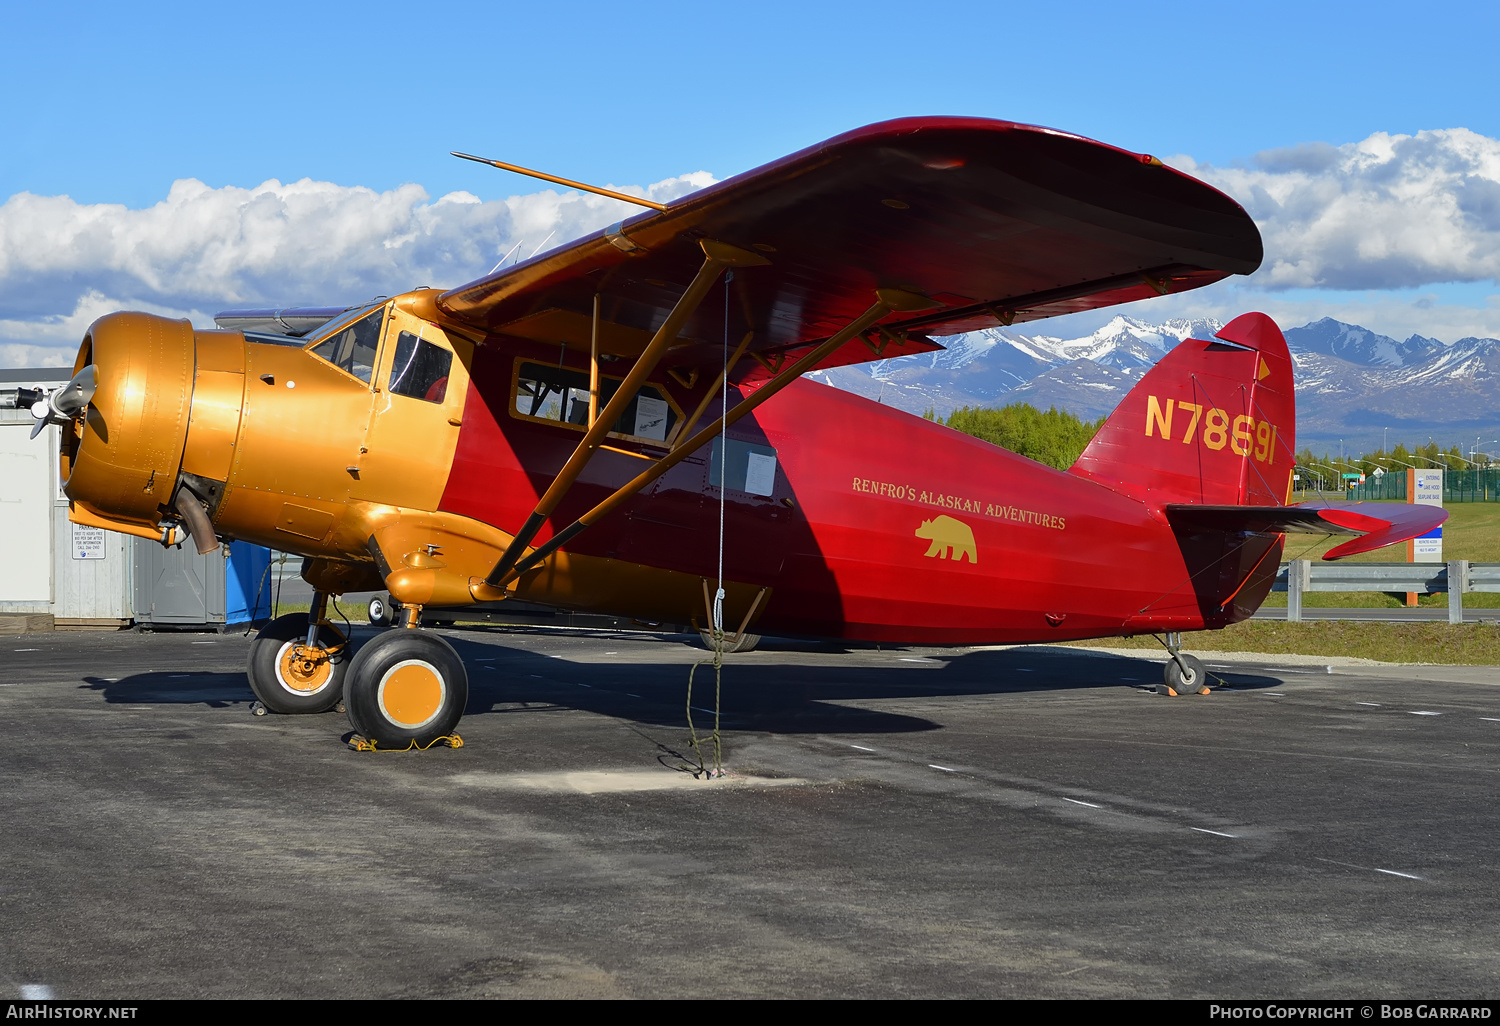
left=1165, top=503, right=1449, bottom=561
left=436, top=116, right=1263, bottom=380
left=210, top=118, right=1267, bottom=597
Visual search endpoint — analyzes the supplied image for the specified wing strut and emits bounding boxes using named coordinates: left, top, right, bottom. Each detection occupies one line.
left=668, top=330, right=754, bottom=449
left=483, top=238, right=770, bottom=588
left=471, top=287, right=937, bottom=599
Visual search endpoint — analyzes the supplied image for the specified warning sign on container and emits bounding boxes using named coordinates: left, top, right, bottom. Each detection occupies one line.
left=71, top=523, right=106, bottom=560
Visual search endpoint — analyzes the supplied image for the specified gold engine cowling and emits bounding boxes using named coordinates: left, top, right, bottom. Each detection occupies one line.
left=63, top=312, right=246, bottom=545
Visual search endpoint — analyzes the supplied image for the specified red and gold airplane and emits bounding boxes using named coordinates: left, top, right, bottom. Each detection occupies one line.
left=32, top=117, right=1445, bottom=747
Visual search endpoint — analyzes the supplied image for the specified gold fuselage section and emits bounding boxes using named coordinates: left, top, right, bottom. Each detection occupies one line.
left=64, top=293, right=473, bottom=570
left=61, top=291, right=751, bottom=629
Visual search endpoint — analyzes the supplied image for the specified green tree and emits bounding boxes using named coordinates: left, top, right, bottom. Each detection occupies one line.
left=940, top=403, right=1103, bottom=470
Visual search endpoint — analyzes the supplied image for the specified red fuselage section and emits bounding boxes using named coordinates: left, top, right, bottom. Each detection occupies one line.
left=438, top=341, right=1279, bottom=645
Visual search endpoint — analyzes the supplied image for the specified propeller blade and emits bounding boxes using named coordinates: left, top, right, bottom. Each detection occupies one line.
left=52, top=365, right=97, bottom=418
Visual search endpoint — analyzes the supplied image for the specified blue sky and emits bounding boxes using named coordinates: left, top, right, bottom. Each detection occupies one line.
left=4, top=0, right=1500, bottom=360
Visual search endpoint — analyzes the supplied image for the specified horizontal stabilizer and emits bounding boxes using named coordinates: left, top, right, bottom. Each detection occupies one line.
left=1164, top=502, right=1448, bottom=561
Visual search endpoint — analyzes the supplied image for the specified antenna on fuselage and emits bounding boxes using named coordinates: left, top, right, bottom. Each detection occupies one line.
left=488, top=239, right=523, bottom=276
left=452, top=151, right=668, bottom=212
left=528, top=231, right=557, bottom=259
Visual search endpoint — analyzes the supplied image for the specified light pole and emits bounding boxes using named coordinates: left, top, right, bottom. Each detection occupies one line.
left=1471, top=441, right=1500, bottom=500
left=1305, top=462, right=1343, bottom=497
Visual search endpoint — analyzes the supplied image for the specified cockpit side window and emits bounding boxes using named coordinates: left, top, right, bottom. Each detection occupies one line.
left=513, top=362, right=676, bottom=442
left=388, top=331, right=454, bottom=404
left=309, top=308, right=383, bottom=383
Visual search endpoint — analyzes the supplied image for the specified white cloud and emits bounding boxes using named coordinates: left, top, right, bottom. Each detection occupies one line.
left=0, top=170, right=714, bottom=359
left=1171, top=128, right=1500, bottom=291
left=10, top=127, right=1500, bottom=365
left=0, top=288, right=206, bottom=341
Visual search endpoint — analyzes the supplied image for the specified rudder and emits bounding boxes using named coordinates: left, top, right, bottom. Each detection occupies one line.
left=1069, top=312, right=1295, bottom=507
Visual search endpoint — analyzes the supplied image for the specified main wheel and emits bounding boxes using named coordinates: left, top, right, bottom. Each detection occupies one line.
left=247, top=613, right=350, bottom=714
left=343, top=629, right=468, bottom=748
left=1161, top=653, right=1209, bottom=695
left=699, top=629, right=761, bottom=654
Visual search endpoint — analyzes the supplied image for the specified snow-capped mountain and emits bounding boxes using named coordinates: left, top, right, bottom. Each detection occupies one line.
left=1027, top=316, right=1225, bottom=368
left=803, top=315, right=1223, bottom=419
left=805, top=315, right=1500, bottom=454
left=1284, top=317, right=1443, bottom=369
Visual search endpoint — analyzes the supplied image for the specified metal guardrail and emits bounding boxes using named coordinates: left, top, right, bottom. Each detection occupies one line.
left=1270, top=560, right=1500, bottom=624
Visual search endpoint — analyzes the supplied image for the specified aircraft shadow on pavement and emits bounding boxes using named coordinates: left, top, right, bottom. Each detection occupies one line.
left=73, top=635, right=1284, bottom=736
left=446, top=636, right=1288, bottom=736
left=82, top=672, right=255, bottom=708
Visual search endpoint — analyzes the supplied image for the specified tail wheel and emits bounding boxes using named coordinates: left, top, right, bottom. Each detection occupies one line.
left=343, top=629, right=468, bottom=748
left=247, top=613, right=350, bottom=714
left=368, top=592, right=396, bottom=628
left=1161, top=653, right=1209, bottom=695
left=699, top=630, right=761, bottom=654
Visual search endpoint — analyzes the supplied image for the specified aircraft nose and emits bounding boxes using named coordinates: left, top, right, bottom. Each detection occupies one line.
left=61, top=312, right=198, bottom=537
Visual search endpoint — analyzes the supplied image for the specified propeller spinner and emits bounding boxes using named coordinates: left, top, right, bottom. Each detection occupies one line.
left=29, top=364, right=97, bottom=439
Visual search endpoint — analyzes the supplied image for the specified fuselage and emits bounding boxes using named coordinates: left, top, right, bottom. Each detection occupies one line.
left=439, top=336, right=1277, bottom=644
left=61, top=295, right=1280, bottom=645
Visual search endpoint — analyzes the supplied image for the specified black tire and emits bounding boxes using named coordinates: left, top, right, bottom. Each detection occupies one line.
left=1162, top=653, right=1208, bottom=695
left=699, top=629, right=761, bottom=654
left=343, top=629, right=468, bottom=747
left=368, top=593, right=395, bottom=628
left=246, top=613, right=350, bottom=714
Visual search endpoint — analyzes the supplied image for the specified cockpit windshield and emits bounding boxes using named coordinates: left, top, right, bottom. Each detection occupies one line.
left=308, top=307, right=384, bottom=384
left=304, top=301, right=382, bottom=346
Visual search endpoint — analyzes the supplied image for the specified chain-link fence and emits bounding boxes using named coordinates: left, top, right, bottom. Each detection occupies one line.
left=1443, top=469, right=1500, bottom=502
left=1339, top=469, right=1500, bottom=502
left=1347, top=474, right=1407, bottom=501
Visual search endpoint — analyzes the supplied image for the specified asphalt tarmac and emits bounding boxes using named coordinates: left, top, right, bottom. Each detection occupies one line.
left=2, top=625, right=1499, bottom=999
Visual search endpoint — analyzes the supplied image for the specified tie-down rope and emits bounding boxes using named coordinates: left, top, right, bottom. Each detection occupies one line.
left=686, top=272, right=734, bottom=778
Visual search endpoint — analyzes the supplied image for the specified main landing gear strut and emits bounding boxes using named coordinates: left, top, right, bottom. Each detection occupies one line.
left=247, top=595, right=470, bottom=747
left=1158, top=632, right=1210, bottom=696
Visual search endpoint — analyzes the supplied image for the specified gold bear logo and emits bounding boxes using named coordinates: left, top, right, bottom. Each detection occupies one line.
left=915, top=515, right=977, bottom=563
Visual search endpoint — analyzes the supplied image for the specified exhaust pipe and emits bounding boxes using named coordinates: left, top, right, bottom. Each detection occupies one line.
left=173, top=489, right=221, bottom=556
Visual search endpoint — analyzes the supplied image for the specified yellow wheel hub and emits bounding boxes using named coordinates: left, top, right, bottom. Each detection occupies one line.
left=377, top=661, right=445, bottom=728
left=279, top=643, right=334, bottom=693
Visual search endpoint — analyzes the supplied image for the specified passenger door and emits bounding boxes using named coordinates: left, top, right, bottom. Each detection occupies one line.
left=348, top=308, right=470, bottom=511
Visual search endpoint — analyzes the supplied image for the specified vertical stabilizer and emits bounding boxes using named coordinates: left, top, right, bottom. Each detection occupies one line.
left=1068, top=312, right=1296, bottom=508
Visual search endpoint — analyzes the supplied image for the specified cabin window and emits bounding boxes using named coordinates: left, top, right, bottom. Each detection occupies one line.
left=309, top=308, right=383, bottom=384
left=710, top=437, right=779, bottom=497
left=388, top=331, right=453, bottom=404
left=513, top=362, right=677, bottom=443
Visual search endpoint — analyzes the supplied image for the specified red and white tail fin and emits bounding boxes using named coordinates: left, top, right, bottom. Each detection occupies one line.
left=1069, top=312, right=1295, bottom=507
